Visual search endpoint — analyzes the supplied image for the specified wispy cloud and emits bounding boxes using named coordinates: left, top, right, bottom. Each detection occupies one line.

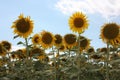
left=55, top=0, right=120, bottom=19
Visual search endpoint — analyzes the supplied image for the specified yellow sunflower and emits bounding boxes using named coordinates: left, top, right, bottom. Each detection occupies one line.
left=100, top=23, right=120, bottom=46
left=15, top=48, right=26, bottom=59
left=30, top=47, right=46, bottom=60
left=69, top=12, right=89, bottom=33
left=30, top=47, right=44, bottom=57
left=54, top=34, right=63, bottom=47
left=32, top=33, right=41, bottom=45
left=0, top=43, right=6, bottom=56
left=63, top=33, right=77, bottom=49
left=78, top=36, right=90, bottom=51
left=87, top=46, right=95, bottom=53
left=11, top=14, right=34, bottom=38
left=1, top=40, right=12, bottom=51
left=40, top=30, right=55, bottom=49
left=100, top=47, right=107, bottom=53
left=59, top=44, right=66, bottom=52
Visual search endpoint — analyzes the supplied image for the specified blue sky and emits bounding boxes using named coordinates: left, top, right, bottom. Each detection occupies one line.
left=0, top=0, right=120, bottom=50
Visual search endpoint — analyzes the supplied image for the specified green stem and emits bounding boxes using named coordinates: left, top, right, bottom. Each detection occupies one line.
left=106, top=42, right=110, bottom=80
left=52, top=47, right=57, bottom=80
left=25, top=38, right=29, bottom=59
left=56, top=49, right=60, bottom=80
left=77, top=33, right=81, bottom=80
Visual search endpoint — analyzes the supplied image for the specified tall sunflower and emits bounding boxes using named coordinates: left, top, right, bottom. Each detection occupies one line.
left=54, top=34, right=63, bottom=47
left=11, top=14, right=34, bottom=38
left=63, top=33, right=77, bottom=48
left=32, top=33, right=41, bottom=45
left=69, top=12, right=89, bottom=33
left=1, top=40, right=12, bottom=51
left=100, top=23, right=120, bottom=46
left=40, top=30, right=55, bottom=49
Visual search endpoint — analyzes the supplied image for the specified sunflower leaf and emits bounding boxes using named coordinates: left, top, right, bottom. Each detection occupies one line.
left=13, top=35, right=19, bottom=39
left=17, top=41, right=24, bottom=45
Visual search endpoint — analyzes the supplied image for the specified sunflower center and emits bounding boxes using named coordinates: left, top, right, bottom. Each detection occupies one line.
left=103, top=24, right=119, bottom=39
left=74, top=18, right=84, bottom=28
left=59, top=45, right=65, bottom=50
left=88, top=48, right=94, bottom=53
left=34, top=37, right=39, bottom=43
left=42, top=33, right=53, bottom=44
left=2, top=43, right=11, bottom=51
left=55, top=35, right=62, bottom=44
left=80, top=39, right=88, bottom=47
left=65, top=34, right=76, bottom=45
left=0, top=45, right=3, bottom=53
left=16, top=18, right=30, bottom=33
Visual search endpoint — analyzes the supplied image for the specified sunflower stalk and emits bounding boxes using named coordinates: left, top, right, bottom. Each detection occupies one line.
left=77, top=33, right=81, bottom=80
left=106, top=42, right=110, bottom=80
left=56, top=48, right=60, bottom=80
left=52, top=47, right=57, bottom=80
left=25, top=38, right=29, bottom=59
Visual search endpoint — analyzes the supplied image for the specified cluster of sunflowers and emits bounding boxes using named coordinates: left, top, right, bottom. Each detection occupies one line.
left=0, top=12, right=120, bottom=80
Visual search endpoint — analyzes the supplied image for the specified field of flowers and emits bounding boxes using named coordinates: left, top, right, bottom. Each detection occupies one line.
left=0, top=12, right=120, bottom=80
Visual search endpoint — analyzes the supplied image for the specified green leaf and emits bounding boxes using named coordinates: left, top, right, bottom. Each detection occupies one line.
left=13, top=35, right=19, bottom=39
left=17, top=41, right=24, bottom=45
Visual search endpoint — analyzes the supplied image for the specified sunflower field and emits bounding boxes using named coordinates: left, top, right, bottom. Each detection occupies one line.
left=0, top=12, right=120, bottom=80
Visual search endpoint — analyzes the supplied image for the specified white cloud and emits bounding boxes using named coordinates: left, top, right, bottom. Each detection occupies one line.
left=55, top=0, right=120, bottom=19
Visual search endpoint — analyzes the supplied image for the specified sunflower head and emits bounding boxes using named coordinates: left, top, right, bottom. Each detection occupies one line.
left=0, top=43, right=6, bottom=56
left=63, top=33, right=77, bottom=49
left=87, top=46, right=95, bottom=53
left=78, top=36, right=90, bottom=51
left=100, top=23, right=120, bottom=46
left=1, top=40, right=12, bottom=51
left=30, top=47, right=44, bottom=57
left=59, top=44, right=66, bottom=52
left=32, top=33, right=41, bottom=45
left=100, top=47, right=107, bottom=53
left=69, top=12, right=89, bottom=33
left=90, top=54, right=103, bottom=60
left=54, top=34, right=63, bottom=47
left=16, top=48, right=26, bottom=59
left=11, top=14, right=34, bottom=38
left=40, top=30, right=55, bottom=49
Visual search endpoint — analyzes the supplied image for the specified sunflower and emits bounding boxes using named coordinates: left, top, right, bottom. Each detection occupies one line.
left=1, top=40, right=12, bottom=51
left=100, top=47, right=107, bottom=53
left=78, top=36, right=90, bottom=51
left=59, top=44, right=66, bottom=52
left=11, top=53, right=17, bottom=59
left=69, top=12, right=89, bottom=33
left=100, top=23, right=120, bottom=47
left=90, top=54, right=103, bottom=60
left=0, top=59, right=4, bottom=67
left=0, top=43, right=6, bottom=56
left=11, top=14, right=34, bottom=38
left=63, top=33, right=77, bottom=49
left=32, top=33, right=41, bottom=45
left=40, top=30, right=55, bottom=49
left=54, top=34, right=63, bottom=47
left=87, top=46, right=95, bottom=53
left=30, top=47, right=46, bottom=60
left=30, top=47, right=44, bottom=57
left=15, top=48, right=26, bottom=59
